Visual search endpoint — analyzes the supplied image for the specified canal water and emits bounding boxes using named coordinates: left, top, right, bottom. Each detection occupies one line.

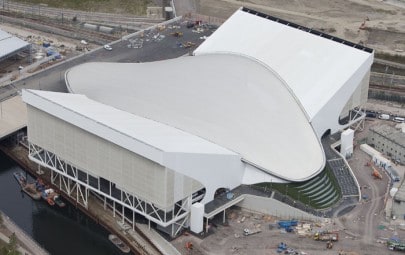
left=0, top=151, right=131, bottom=255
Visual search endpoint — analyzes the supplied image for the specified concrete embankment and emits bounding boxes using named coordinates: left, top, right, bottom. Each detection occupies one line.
left=0, top=143, right=162, bottom=255
left=0, top=210, right=50, bottom=255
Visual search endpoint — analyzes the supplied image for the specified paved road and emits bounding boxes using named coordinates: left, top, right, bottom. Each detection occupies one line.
left=342, top=121, right=391, bottom=247
left=2, top=18, right=214, bottom=101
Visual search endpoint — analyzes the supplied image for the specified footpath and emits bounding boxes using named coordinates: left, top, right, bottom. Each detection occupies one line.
left=0, top=210, right=49, bottom=255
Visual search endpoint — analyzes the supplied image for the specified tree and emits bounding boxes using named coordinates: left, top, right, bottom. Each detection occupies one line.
left=8, top=233, right=17, bottom=252
left=0, top=233, right=21, bottom=255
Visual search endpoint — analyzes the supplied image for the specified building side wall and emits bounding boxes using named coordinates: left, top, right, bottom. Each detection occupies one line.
left=368, top=129, right=405, bottom=164
left=27, top=106, right=199, bottom=208
left=238, top=195, right=320, bottom=222
left=392, top=198, right=405, bottom=219
left=311, top=54, right=373, bottom=137
left=339, top=70, right=370, bottom=118
left=164, top=168, right=204, bottom=208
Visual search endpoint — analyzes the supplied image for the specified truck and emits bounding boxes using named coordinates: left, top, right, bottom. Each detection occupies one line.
left=277, top=220, right=298, bottom=232
left=243, top=228, right=261, bottom=236
left=388, top=240, right=405, bottom=251
left=314, top=232, right=339, bottom=241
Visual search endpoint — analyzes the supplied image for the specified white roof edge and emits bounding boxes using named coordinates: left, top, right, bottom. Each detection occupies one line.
left=22, top=90, right=238, bottom=165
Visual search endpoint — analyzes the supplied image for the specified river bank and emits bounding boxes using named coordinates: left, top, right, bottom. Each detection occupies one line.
left=0, top=210, right=49, bottom=255
left=0, top=142, right=161, bottom=255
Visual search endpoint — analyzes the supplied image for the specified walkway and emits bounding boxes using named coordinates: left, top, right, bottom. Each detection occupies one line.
left=137, top=224, right=181, bottom=255
left=0, top=211, right=50, bottom=255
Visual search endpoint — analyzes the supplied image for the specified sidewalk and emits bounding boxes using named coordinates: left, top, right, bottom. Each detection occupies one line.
left=0, top=211, right=50, bottom=255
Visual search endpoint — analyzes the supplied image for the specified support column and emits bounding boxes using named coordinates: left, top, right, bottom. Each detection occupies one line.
left=132, top=211, right=135, bottom=230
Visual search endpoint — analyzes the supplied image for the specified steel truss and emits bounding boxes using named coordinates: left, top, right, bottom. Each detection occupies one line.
left=28, top=142, right=191, bottom=236
left=343, top=107, right=365, bottom=132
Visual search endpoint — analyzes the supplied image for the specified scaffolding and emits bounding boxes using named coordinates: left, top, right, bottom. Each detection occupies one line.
left=28, top=142, right=191, bottom=237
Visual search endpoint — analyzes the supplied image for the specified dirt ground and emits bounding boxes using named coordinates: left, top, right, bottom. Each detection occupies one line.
left=194, top=0, right=405, bottom=56
left=0, top=22, right=92, bottom=80
left=171, top=100, right=405, bottom=255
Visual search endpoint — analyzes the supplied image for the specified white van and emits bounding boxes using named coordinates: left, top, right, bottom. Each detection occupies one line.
left=378, top=114, right=390, bottom=120
left=393, top=117, right=405, bottom=123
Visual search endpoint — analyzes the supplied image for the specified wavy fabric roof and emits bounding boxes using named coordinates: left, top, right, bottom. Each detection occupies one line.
left=65, top=53, right=324, bottom=181
left=194, top=8, right=373, bottom=121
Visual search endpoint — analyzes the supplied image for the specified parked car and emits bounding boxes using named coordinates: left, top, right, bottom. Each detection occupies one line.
left=378, top=114, right=390, bottom=120
left=103, top=44, right=112, bottom=51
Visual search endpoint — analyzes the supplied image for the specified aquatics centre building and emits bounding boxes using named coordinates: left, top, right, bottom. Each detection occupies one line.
left=23, top=7, right=373, bottom=236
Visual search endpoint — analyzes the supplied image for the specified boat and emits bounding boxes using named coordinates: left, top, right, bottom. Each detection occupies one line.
left=42, top=188, right=65, bottom=207
left=108, top=234, right=130, bottom=253
left=13, top=172, right=41, bottom=200
left=41, top=188, right=55, bottom=206
left=53, top=194, right=66, bottom=208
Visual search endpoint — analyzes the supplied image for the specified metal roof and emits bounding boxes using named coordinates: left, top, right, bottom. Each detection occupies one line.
left=65, top=53, right=325, bottom=181
left=194, top=8, right=373, bottom=121
left=0, top=29, right=30, bottom=60
left=370, top=124, right=405, bottom=148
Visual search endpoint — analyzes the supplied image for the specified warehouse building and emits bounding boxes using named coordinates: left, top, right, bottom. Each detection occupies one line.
left=368, top=124, right=405, bottom=164
left=22, top=7, right=374, bottom=236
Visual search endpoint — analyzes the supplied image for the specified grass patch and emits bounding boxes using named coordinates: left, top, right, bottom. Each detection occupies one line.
left=0, top=238, right=7, bottom=247
left=255, top=165, right=341, bottom=209
left=13, top=0, right=152, bottom=15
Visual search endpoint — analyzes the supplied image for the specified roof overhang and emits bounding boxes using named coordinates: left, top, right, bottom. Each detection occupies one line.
left=0, top=29, right=30, bottom=60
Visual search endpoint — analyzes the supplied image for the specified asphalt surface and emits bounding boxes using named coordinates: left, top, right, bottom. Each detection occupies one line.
left=2, top=18, right=215, bottom=101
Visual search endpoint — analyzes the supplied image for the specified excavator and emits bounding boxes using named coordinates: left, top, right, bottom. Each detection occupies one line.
left=366, top=161, right=382, bottom=180
left=372, top=166, right=383, bottom=180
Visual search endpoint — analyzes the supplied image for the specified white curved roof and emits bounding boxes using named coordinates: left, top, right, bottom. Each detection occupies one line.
left=65, top=53, right=324, bottom=181
left=194, top=8, right=373, bottom=120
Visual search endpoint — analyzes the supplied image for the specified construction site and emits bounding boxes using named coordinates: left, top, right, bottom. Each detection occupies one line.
left=0, top=1, right=405, bottom=255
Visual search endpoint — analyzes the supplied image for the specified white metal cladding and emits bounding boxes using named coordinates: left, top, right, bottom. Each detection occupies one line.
left=0, top=29, right=29, bottom=59
left=27, top=105, right=200, bottom=208
left=194, top=9, right=373, bottom=136
left=65, top=53, right=325, bottom=181
left=23, top=89, right=244, bottom=205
